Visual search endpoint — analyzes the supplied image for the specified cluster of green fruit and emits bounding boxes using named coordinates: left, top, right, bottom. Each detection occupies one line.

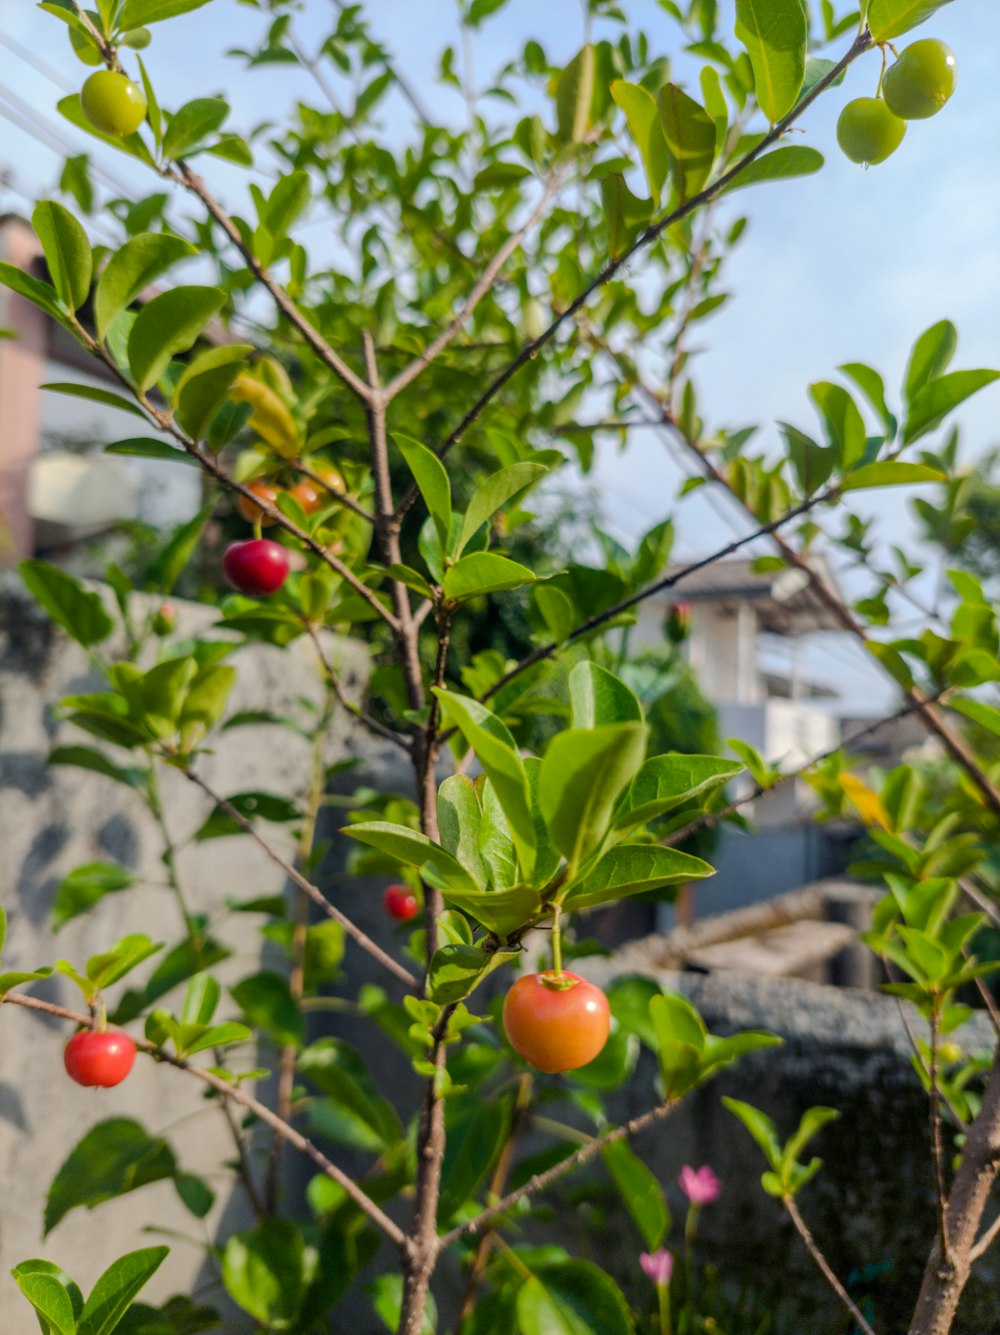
left=837, top=39, right=956, bottom=167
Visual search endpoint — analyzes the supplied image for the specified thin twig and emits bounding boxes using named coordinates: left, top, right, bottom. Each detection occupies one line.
left=182, top=767, right=417, bottom=988
left=384, top=168, right=568, bottom=400
left=969, top=1210, right=1000, bottom=1264
left=167, top=163, right=371, bottom=405
left=305, top=623, right=413, bottom=752
left=438, top=1099, right=677, bottom=1248
left=929, top=1006, right=954, bottom=1266
left=1, top=991, right=406, bottom=1247
left=783, top=1195, right=879, bottom=1335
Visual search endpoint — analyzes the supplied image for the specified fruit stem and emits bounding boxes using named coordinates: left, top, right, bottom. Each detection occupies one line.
left=253, top=519, right=263, bottom=541
left=90, top=997, right=108, bottom=1032
left=876, top=45, right=888, bottom=98
left=551, top=904, right=563, bottom=977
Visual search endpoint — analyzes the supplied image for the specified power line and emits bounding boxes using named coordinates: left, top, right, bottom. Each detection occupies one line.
left=0, top=32, right=76, bottom=94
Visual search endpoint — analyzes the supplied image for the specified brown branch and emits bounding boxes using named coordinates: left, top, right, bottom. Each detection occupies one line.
left=909, top=1050, right=1000, bottom=1335
left=384, top=168, right=567, bottom=400
left=969, top=1210, right=1000, bottom=1264
left=784, top=1196, right=879, bottom=1335
left=394, top=28, right=873, bottom=520
left=167, top=163, right=372, bottom=405
left=1, top=990, right=406, bottom=1247
left=214, top=1046, right=268, bottom=1220
left=182, top=766, right=418, bottom=988
left=438, top=1098, right=677, bottom=1249
left=291, top=458, right=375, bottom=525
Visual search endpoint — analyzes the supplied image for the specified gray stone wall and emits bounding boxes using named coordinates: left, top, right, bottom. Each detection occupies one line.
left=0, top=577, right=383, bottom=1328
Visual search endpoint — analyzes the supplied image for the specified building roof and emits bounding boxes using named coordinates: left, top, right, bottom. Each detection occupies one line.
left=661, top=556, right=845, bottom=634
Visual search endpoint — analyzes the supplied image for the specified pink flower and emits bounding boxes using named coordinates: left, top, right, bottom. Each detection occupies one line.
left=639, top=1249, right=674, bottom=1286
left=679, top=1164, right=721, bottom=1206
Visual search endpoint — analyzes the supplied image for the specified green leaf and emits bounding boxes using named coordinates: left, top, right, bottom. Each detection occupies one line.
left=649, top=992, right=706, bottom=1097
left=602, top=1140, right=670, bottom=1249
left=163, top=97, right=229, bottom=160
left=569, top=661, right=642, bottom=727
left=841, top=461, right=944, bottom=491
left=300, top=1038, right=401, bottom=1152
left=427, top=942, right=518, bottom=1004
left=32, top=200, right=92, bottom=312
left=781, top=1106, right=840, bottom=1177
left=809, top=381, right=866, bottom=468
left=438, top=1099, right=510, bottom=1221
left=699, top=1030, right=782, bottom=1076
left=613, top=754, right=742, bottom=831
left=41, top=381, right=148, bottom=420
left=221, top=1220, right=306, bottom=1331
left=517, top=1261, right=634, bottom=1335
left=194, top=790, right=299, bottom=840
left=342, top=821, right=481, bottom=892
left=230, top=971, right=304, bottom=1048
left=120, top=0, right=214, bottom=22
left=951, top=697, right=1000, bottom=738
left=12, top=1268, right=78, bottom=1335
left=722, top=145, right=823, bottom=193
left=127, top=286, right=227, bottom=395
left=78, top=1247, right=169, bottom=1335
left=432, top=691, right=536, bottom=878
left=86, top=933, right=161, bottom=990
left=839, top=362, right=897, bottom=437
left=0, top=261, right=66, bottom=323
left=94, top=232, right=196, bottom=340
left=455, top=462, right=547, bottom=556
left=180, top=972, right=220, bottom=1026
left=442, top=552, right=536, bottom=601
left=734, top=0, right=808, bottom=124
left=611, top=80, right=668, bottom=203
left=0, top=968, right=54, bottom=997
left=394, top=433, right=451, bottom=549
left=174, top=1173, right=214, bottom=1218
left=45, top=1119, right=177, bottom=1235
left=903, top=370, right=1000, bottom=445
left=52, top=861, right=135, bottom=931
left=104, top=438, right=196, bottom=465
left=20, top=560, right=114, bottom=646
left=556, top=44, right=596, bottom=144
left=182, top=1021, right=251, bottom=1057
left=566, top=843, right=713, bottom=911
left=657, top=84, right=716, bottom=200
left=437, top=773, right=488, bottom=887
left=868, top=0, right=955, bottom=41
left=538, top=724, right=648, bottom=870
left=154, top=505, right=214, bottom=596
left=722, top=1097, right=782, bottom=1170
left=904, top=319, right=957, bottom=403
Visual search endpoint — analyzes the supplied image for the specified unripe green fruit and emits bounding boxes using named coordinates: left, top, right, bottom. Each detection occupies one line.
left=836, top=97, right=906, bottom=166
left=883, top=39, right=956, bottom=120
left=81, top=70, right=147, bottom=137
left=121, top=27, right=152, bottom=49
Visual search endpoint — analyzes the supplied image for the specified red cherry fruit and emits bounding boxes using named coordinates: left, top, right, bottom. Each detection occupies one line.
left=223, top=539, right=290, bottom=596
left=384, top=884, right=419, bottom=921
left=64, top=1029, right=137, bottom=1088
left=502, top=970, right=611, bottom=1073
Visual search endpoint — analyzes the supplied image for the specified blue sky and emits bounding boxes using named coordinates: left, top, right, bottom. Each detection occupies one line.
left=2, top=0, right=997, bottom=711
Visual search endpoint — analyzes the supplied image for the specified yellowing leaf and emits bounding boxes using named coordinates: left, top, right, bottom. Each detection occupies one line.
left=231, top=373, right=299, bottom=458
left=839, top=773, right=891, bottom=831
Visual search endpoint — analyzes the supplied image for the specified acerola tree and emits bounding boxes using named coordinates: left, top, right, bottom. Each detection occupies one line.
left=2, top=1, right=1000, bottom=1334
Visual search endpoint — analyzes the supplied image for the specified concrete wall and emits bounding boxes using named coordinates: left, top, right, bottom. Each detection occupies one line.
left=0, top=576, right=383, bottom=1327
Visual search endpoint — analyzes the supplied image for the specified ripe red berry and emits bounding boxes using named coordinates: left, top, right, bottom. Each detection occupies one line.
left=502, top=970, right=611, bottom=1073
left=64, top=1029, right=137, bottom=1088
left=223, top=539, right=290, bottom=596
left=384, top=884, right=419, bottom=921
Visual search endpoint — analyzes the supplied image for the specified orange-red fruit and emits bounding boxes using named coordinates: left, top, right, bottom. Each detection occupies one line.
left=64, top=1029, right=136, bottom=1087
left=237, top=481, right=279, bottom=526
left=502, top=970, right=611, bottom=1073
left=223, top=539, right=290, bottom=596
left=288, top=481, right=324, bottom=515
left=384, top=884, right=418, bottom=921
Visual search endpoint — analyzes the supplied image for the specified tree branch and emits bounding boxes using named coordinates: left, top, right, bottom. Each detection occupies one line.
left=1, top=990, right=406, bottom=1248
left=167, top=162, right=372, bottom=405
left=304, top=623, right=413, bottom=753
left=384, top=168, right=567, bottom=402
left=438, top=1098, right=677, bottom=1249
left=783, top=1195, right=878, bottom=1335
left=181, top=766, right=418, bottom=988
left=394, top=27, right=873, bottom=520
left=929, top=1006, right=954, bottom=1268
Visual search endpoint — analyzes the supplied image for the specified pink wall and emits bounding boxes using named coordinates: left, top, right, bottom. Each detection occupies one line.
left=0, top=218, right=45, bottom=564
